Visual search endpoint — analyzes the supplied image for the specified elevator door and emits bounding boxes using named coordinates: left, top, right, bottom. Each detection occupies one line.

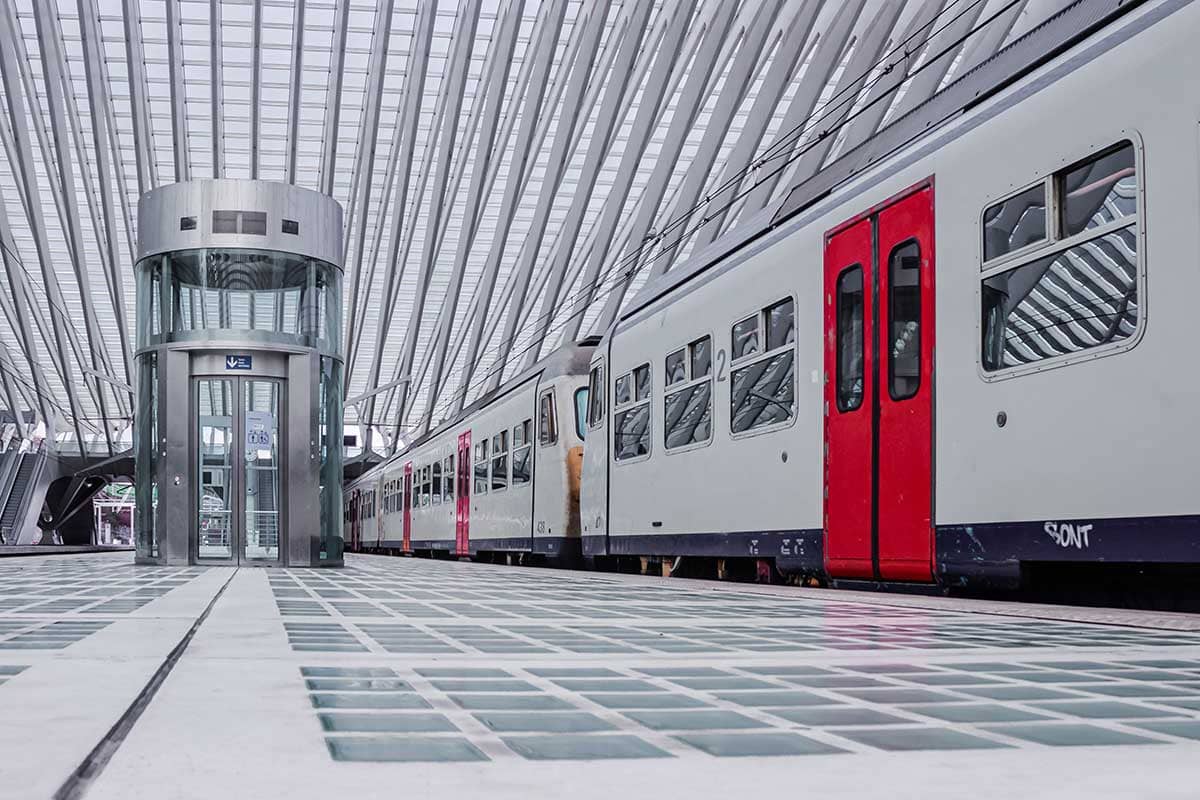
left=195, top=377, right=284, bottom=565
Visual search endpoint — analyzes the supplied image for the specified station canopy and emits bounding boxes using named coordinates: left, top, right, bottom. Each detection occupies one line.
left=0, top=0, right=1067, bottom=457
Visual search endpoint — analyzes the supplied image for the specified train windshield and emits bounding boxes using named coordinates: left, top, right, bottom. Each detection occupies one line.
left=574, top=388, right=589, bottom=441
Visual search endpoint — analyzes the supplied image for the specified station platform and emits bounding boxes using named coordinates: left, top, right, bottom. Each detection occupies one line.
left=2, top=553, right=1199, bottom=799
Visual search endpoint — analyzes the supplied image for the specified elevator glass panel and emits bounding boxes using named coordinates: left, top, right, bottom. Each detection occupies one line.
left=243, top=380, right=281, bottom=562
left=197, top=379, right=235, bottom=559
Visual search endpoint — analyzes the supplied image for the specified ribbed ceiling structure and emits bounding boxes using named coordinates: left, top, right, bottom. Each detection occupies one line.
left=0, top=0, right=1067, bottom=457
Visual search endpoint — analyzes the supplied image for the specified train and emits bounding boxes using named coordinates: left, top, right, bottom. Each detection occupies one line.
left=347, top=0, right=1200, bottom=595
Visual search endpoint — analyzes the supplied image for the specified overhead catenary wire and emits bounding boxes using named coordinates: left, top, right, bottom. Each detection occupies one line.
left=394, top=0, right=1027, bottom=436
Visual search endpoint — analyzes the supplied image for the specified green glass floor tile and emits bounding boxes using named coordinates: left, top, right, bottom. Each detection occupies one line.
left=837, top=727, right=1009, bottom=751
left=309, top=693, right=431, bottom=710
left=768, top=707, right=912, bottom=727
left=983, top=723, right=1161, bottom=747
left=450, top=693, right=576, bottom=711
left=473, top=711, right=615, bottom=733
left=1131, top=720, right=1200, bottom=741
left=429, top=679, right=539, bottom=692
left=502, top=734, right=670, bottom=761
left=1030, top=700, right=1186, bottom=719
left=318, top=712, right=457, bottom=733
left=905, top=704, right=1051, bottom=723
left=585, top=693, right=710, bottom=710
left=668, top=677, right=780, bottom=691
left=415, top=667, right=512, bottom=678
left=713, top=690, right=833, bottom=708
left=326, top=736, right=488, bottom=762
left=304, top=678, right=413, bottom=692
left=959, top=685, right=1081, bottom=702
left=675, top=732, right=845, bottom=757
left=623, top=709, right=769, bottom=731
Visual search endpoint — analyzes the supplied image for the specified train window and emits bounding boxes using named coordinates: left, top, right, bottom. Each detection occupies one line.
left=474, top=441, right=489, bottom=495
left=732, top=315, right=759, bottom=360
left=765, top=300, right=795, bottom=350
left=411, top=473, right=419, bottom=507
left=731, top=298, right=795, bottom=434
left=836, top=266, right=864, bottom=412
left=538, top=390, right=558, bottom=446
left=888, top=242, right=921, bottom=400
left=587, top=364, right=605, bottom=428
left=1059, top=142, right=1136, bottom=238
left=431, top=462, right=442, bottom=505
left=690, top=336, right=712, bottom=378
left=665, top=336, right=713, bottom=451
left=664, top=382, right=712, bottom=451
left=491, top=431, right=508, bottom=492
left=574, top=388, right=588, bottom=441
left=982, top=228, right=1137, bottom=370
left=634, top=364, right=651, bottom=401
left=614, top=362, right=651, bottom=461
left=422, top=466, right=431, bottom=506
left=443, top=455, right=454, bottom=501
left=983, top=184, right=1047, bottom=262
left=665, top=350, right=687, bottom=386
left=512, top=420, right=532, bottom=485
left=981, top=141, right=1139, bottom=373
left=614, top=373, right=632, bottom=405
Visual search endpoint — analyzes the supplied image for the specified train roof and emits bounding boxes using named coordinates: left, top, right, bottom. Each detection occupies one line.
left=622, top=0, right=1146, bottom=327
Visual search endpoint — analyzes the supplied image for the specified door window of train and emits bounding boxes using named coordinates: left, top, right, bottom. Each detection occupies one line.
left=888, top=242, right=921, bottom=400
left=512, top=420, right=532, bottom=484
left=573, top=388, right=588, bottom=440
left=731, top=298, right=796, bottom=435
left=981, top=141, right=1140, bottom=373
left=586, top=363, right=605, bottom=429
left=664, top=336, right=713, bottom=451
left=613, top=364, right=651, bottom=461
left=511, top=422, right=530, bottom=484
left=538, top=390, right=558, bottom=446
left=474, top=441, right=489, bottom=494
left=835, top=266, right=864, bottom=411
left=443, top=455, right=454, bottom=501
left=431, top=462, right=442, bottom=505
left=492, top=431, right=509, bottom=491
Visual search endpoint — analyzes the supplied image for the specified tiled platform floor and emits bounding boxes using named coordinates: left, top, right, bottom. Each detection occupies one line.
left=1, top=553, right=1199, bottom=799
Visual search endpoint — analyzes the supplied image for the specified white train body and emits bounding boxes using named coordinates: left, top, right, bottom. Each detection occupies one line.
left=346, top=342, right=593, bottom=559
left=582, top=0, right=1200, bottom=585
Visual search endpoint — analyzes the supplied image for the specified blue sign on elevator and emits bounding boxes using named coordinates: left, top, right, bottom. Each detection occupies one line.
left=225, top=354, right=252, bottom=371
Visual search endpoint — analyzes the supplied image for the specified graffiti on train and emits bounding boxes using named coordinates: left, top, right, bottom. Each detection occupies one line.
left=1043, top=521, right=1093, bottom=550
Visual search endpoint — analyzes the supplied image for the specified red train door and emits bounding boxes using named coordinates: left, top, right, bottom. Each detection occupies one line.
left=402, top=462, right=412, bottom=552
left=456, top=431, right=471, bottom=556
left=823, top=182, right=935, bottom=583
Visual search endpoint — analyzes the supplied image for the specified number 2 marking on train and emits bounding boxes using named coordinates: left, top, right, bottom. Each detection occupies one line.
left=716, top=349, right=728, bottom=382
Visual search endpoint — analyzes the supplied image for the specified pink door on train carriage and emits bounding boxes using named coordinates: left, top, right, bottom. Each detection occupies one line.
left=402, top=462, right=413, bottom=552
left=456, top=431, right=471, bottom=556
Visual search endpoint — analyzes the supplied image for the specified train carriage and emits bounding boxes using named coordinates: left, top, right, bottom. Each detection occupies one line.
left=347, top=340, right=595, bottom=562
left=580, top=0, right=1199, bottom=589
